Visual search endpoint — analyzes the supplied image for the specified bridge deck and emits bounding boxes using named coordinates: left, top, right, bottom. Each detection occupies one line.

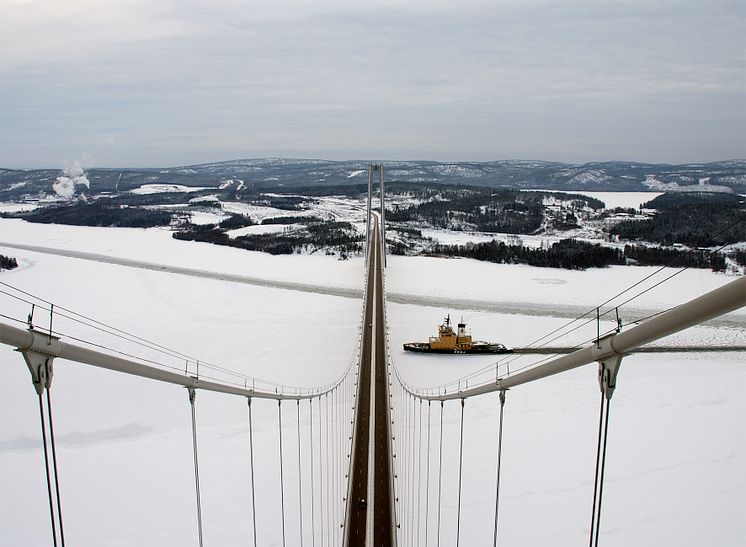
left=345, top=220, right=395, bottom=546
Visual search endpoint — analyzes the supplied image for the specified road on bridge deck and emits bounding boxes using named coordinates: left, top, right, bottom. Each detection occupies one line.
left=346, top=219, right=395, bottom=546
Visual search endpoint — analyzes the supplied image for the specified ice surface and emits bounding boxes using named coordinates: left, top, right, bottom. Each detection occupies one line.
left=0, top=217, right=744, bottom=546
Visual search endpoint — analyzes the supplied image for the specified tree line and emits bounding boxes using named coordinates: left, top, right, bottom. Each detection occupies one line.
left=174, top=220, right=363, bottom=257
left=611, top=195, right=745, bottom=247
left=430, top=239, right=727, bottom=271
left=15, top=201, right=173, bottom=228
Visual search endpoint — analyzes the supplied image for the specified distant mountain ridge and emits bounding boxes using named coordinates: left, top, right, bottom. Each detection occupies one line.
left=1, top=158, right=745, bottom=200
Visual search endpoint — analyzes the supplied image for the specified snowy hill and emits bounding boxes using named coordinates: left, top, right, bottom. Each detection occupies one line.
left=2, top=159, right=745, bottom=201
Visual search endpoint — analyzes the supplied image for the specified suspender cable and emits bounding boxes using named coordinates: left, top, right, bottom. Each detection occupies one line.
left=318, top=396, right=325, bottom=547
left=595, top=396, right=612, bottom=547
left=335, top=386, right=340, bottom=546
left=410, top=394, right=416, bottom=547
left=188, top=388, right=204, bottom=547
left=425, top=400, right=432, bottom=547
left=278, top=401, right=287, bottom=547
left=325, top=392, right=331, bottom=544
left=309, top=399, right=316, bottom=547
left=331, top=387, right=337, bottom=547
left=589, top=391, right=604, bottom=547
left=46, top=388, right=66, bottom=547
left=590, top=394, right=613, bottom=547
left=248, top=398, right=258, bottom=547
left=37, top=392, right=59, bottom=547
left=403, top=391, right=409, bottom=542
left=402, top=389, right=408, bottom=539
left=297, top=401, right=304, bottom=547
left=334, top=387, right=345, bottom=545
left=456, top=398, right=465, bottom=547
left=407, top=393, right=414, bottom=547
left=493, top=391, right=506, bottom=547
left=436, top=400, right=444, bottom=547
left=417, top=397, right=423, bottom=547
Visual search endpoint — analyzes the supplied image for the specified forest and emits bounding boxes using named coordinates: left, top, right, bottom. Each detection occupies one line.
left=610, top=193, right=745, bottom=246
left=11, top=200, right=174, bottom=228
left=174, top=219, right=363, bottom=257
left=431, top=239, right=727, bottom=271
left=386, top=188, right=602, bottom=234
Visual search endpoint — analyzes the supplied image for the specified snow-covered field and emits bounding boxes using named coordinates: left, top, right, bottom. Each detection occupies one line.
left=131, top=184, right=213, bottom=194
left=1, top=218, right=744, bottom=546
left=529, top=190, right=664, bottom=210
left=226, top=223, right=307, bottom=238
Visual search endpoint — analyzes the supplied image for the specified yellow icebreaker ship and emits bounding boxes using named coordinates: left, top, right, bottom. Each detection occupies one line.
left=403, top=315, right=511, bottom=354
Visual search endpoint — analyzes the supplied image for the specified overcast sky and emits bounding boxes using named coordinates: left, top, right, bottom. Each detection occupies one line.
left=1, top=0, right=744, bottom=168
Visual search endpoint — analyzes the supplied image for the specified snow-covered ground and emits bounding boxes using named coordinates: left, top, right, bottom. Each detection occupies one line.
left=0, top=218, right=744, bottom=546
left=226, top=223, right=306, bottom=238
left=187, top=210, right=231, bottom=225
left=0, top=202, right=40, bottom=214
left=529, top=190, right=664, bottom=210
left=131, top=184, right=213, bottom=194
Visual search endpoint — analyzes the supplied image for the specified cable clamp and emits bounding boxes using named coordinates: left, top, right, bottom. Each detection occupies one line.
left=18, top=330, right=60, bottom=395
left=19, top=349, right=54, bottom=395
left=597, top=354, right=623, bottom=401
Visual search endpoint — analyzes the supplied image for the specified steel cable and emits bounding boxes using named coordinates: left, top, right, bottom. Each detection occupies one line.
left=309, top=399, right=316, bottom=547
left=279, top=401, right=287, bottom=547
left=592, top=395, right=612, bottom=547
left=296, top=401, right=304, bottom=547
left=416, top=398, right=423, bottom=547
left=425, top=400, right=432, bottom=547
left=188, top=389, right=204, bottom=547
left=493, top=391, right=506, bottom=547
left=45, top=389, right=66, bottom=547
left=456, top=399, right=465, bottom=547
left=248, top=398, right=258, bottom=547
left=37, top=392, right=59, bottom=547
left=436, top=401, right=444, bottom=547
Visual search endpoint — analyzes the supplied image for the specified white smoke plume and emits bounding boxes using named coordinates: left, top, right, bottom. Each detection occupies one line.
left=53, top=162, right=90, bottom=199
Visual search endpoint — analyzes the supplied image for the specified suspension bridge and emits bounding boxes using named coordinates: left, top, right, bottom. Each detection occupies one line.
left=1, top=163, right=745, bottom=546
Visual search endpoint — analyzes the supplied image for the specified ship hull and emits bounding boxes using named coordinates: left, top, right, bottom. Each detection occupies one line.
left=403, top=342, right=511, bottom=354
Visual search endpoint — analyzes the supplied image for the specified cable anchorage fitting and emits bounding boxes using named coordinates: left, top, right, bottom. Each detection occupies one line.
left=597, top=355, right=623, bottom=401
left=590, top=332, right=625, bottom=399
left=19, top=330, right=60, bottom=395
